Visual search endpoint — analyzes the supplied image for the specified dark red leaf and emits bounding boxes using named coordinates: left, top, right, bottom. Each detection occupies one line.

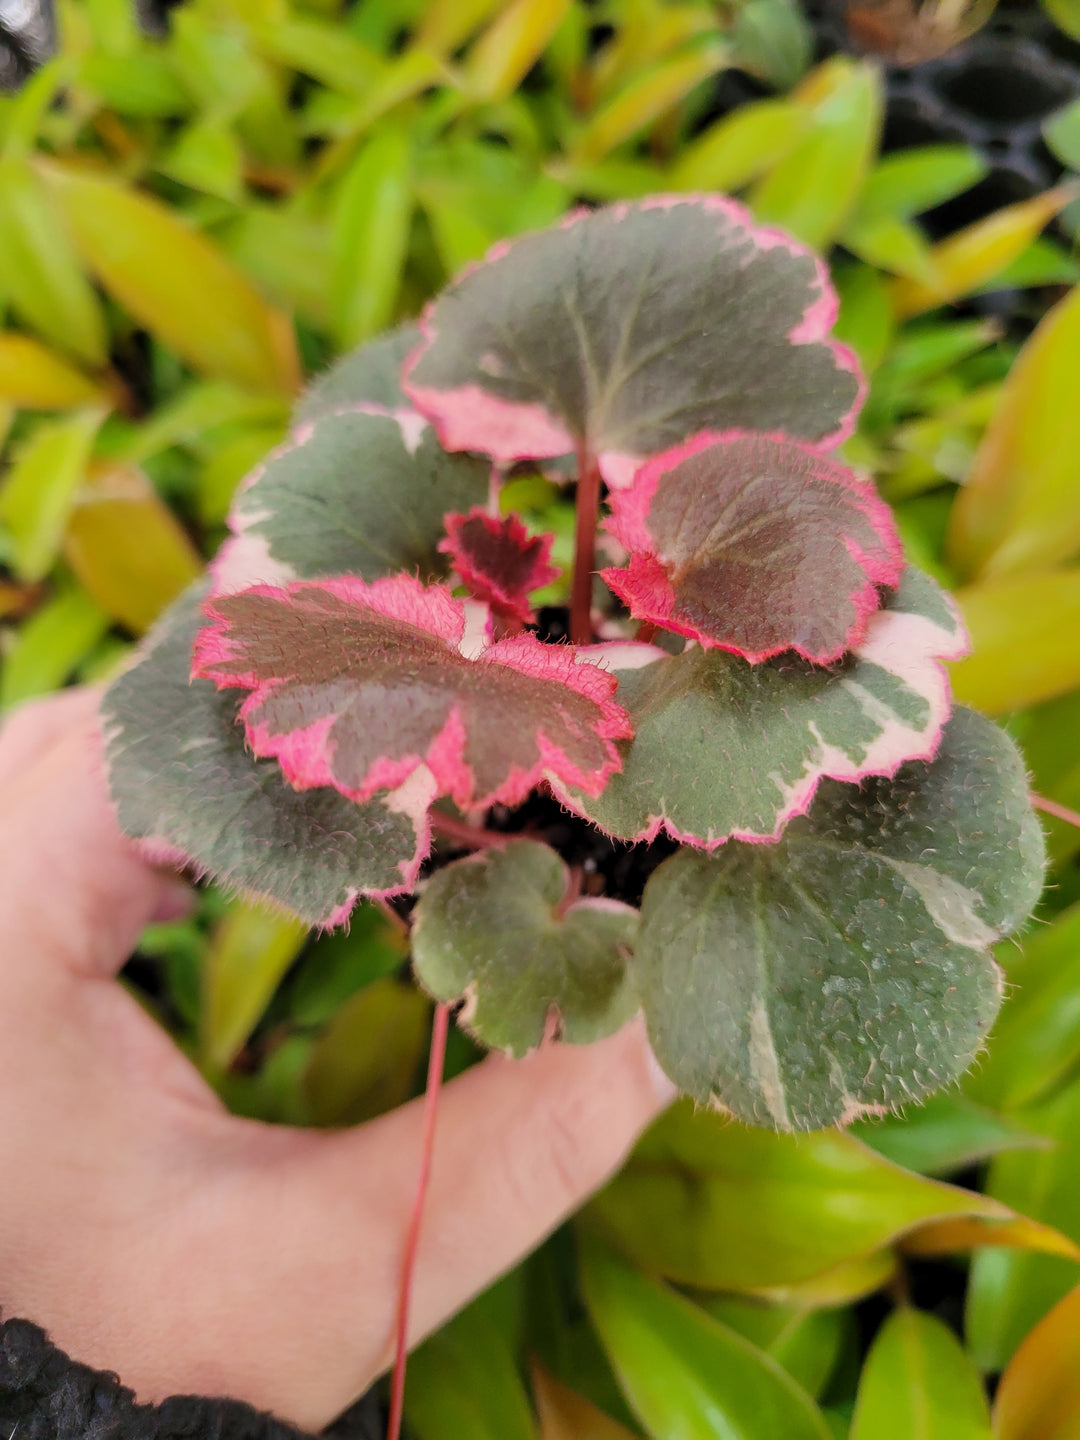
left=439, top=508, right=558, bottom=626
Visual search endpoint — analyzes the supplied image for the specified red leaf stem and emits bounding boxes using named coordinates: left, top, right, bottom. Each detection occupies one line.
left=386, top=1001, right=451, bottom=1440
left=571, top=444, right=601, bottom=645
left=1031, top=793, right=1080, bottom=831
left=430, top=810, right=509, bottom=851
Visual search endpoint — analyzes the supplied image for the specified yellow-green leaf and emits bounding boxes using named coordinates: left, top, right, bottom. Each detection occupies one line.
left=532, top=1364, right=638, bottom=1440
left=303, top=977, right=429, bottom=1126
left=223, top=206, right=333, bottom=330
left=0, top=157, right=108, bottom=367
left=328, top=47, right=447, bottom=141
left=156, top=117, right=245, bottom=204
left=331, top=127, right=413, bottom=348
left=749, top=1249, right=897, bottom=1307
left=833, top=262, right=895, bottom=374
left=1044, top=0, right=1080, bottom=38
left=0, top=584, right=110, bottom=710
left=668, top=97, right=802, bottom=192
left=572, top=41, right=731, bottom=166
left=855, top=145, right=987, bottom=223
left=967, top=1076, right=1080, bottom=1372
left=0, top=408, right=105, bottom=581
left=197, top=422, right=286, bottom=525
left=946, top=284, right=1080, bottom=580
left=581, top=1241, right=832, bottom=1440
left=994, top=1284, right=1080, bottom=1440
left=841, top=214, right=939, bottom=284
left=116, top=380, right=288, bottom=465
left=749, top=57, right=883, bottom=248
left=851, top=1309, right=991, bottom=1440
left=418, top=0, right=507, bottom=55
left=248, top=17, right=382, bottom=96
left=62, top=460, right=202, bottom=634
left=1, top=57, right=72, bottom=159
left=902, top=1214, right=1079, bottom=1260
left=583, top=1102, right=1038, bottom=1294
left=0, top=333, right=106, bottom=409
left=949, top=570, right=1080, bottom=713
left=972, top=903, right=1080, bottom=1111
left=84, top=0, right=139, bottom=56
left=78, top=51, right=191, bottom=117
left=201, top=901, right=308, bottom=1074
left=891, top=187, right=1073, bottom=319
left=405, top=1282, right=537, bottom=1440
left=464, top=0, right=572, bottom=103
left=42, top=163, right=300, bottom=396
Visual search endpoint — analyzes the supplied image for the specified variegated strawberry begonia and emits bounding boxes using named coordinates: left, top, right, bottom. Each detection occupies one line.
left=104, top=195, right=1045, bottom=1131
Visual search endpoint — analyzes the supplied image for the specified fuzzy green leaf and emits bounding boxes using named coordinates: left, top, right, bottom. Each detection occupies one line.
left=103, top=587, right=427, bottom=927
left=212, top=405, right=490, bottom=594
left=632, top=707, right=1044, bottom=1130
left=412, top=839, right=638, bottom=1056
left=295, top=325, right=420, bottom=425
left=406, top=195, right=861, bottom=480
left=569, top=568, right=965, bottom=849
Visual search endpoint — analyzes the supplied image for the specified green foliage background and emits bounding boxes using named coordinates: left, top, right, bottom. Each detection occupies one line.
left=4, top=0, right=1080, bottom=1433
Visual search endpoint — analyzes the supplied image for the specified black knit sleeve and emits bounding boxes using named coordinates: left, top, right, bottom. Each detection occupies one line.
left=0, top=1315, right=384, bottom=1440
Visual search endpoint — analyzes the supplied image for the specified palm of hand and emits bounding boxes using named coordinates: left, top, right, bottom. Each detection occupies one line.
left=0, top=690, right=670, bottom=1432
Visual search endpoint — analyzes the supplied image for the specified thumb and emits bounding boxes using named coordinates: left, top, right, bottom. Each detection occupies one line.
left=161, top=1017, right=675, bottom=1432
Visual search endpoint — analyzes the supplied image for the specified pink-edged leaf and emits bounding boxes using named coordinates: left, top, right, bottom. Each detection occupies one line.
left=404, top=195, right=862, bottom=483
left=102, top=587, right=429, bottom=928
left=438, top=507, right=558, bottom=625
left=561, top=568, right=969, bottom=849
left=601, top=433, right=904, bottom=663
left=193, top=572, right=631, bottom=812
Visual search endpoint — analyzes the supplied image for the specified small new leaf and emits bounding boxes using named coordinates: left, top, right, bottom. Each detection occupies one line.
left=602, top=433, right=903, bottom=663
left=439, top=507, right=558, bottom=625
left=405, top=195, right=862, bottom=483
left=103, top=588, right=427, bottom=927
left=194, top=574, right=631, bottom=811
left=633, top=707, right=1046, bottom=1131
left=412, top=839, right=639, bottom=1055
left=211, top=405, right=490, bottom=595
left=566, top=568, right=966, bottom=847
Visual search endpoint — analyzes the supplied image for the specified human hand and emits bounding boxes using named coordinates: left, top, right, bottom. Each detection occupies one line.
left=0, top=689, right=674, bottom=1431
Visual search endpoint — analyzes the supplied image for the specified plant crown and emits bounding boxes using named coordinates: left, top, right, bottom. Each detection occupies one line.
left=103, top=195, right=1046, bottom=1131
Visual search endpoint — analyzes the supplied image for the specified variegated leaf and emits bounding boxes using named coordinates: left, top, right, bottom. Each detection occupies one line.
left=412, top=839, right=638, bottom=1055
left=405, top=195, right=862, bottom=484
left=102, top=588, right=427, bottom=927
left=564, top=568, right=967, bottom=847
left=194, top=573, right=631, bottom=812
left=633, top=706, right=1045, bottom=1130
left=602, top=432, right=902, bottom=663
left=211, top=404, right=491, bottom=596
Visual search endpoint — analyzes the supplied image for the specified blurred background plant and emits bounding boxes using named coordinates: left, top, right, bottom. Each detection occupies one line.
left=3, top=0, right=1080, bottom=1435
